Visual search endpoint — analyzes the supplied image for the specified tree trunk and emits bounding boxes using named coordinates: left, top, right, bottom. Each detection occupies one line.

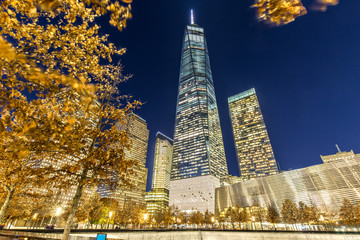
left=6, top=218, right=13, bottom=229
left=40, top=216, right=45, bottom=229
left=0, top=187, right=15, bottom=224
left=49, top=216, right=54, bottom=225
left=62, top=169, right=88, bottom=240
left=13, top=219, right=17, bottom=228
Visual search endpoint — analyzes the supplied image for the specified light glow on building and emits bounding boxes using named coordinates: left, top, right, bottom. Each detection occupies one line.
left=170, top=18, right=228, bottom=213
left=228, top=88, right=278, bottom=180
left=216, top=154, right=360, bottom=216
left=146, top=132, right=173, bottom=214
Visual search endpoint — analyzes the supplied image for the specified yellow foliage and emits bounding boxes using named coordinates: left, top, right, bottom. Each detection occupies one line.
left=311, top=0, right=339, bottom=11
left=252, top=0, right=340, bottom=26
left=0, top=2, right=140, bottom=238
left=253, top=0, right=307, bottom=26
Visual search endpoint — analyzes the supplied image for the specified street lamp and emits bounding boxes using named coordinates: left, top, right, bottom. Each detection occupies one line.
left=49, top=207, right=61, bottom=227
left=319, top=215, right=327, bottom=231
left=53, top=207, right=62, bottom=228
left=251, top=216, right=256, bottom=230
left=31, top=213, right=38, bottom=229
left=56, top=207, right=62, bottom=216
left=107, top=211, right=113, bottom=229
left=211, top=216, right=215, bottom=229
left=144, top=213, right=148, bottom=227
left=142, top=214, right=148, bottom=229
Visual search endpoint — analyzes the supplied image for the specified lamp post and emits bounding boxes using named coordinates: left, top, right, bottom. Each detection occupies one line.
left=319, top=215, right=326, bottom=231
left=53, top=207, right=62, bottom=228
left=251, top=216, right=256, bottom=230
left=143, top=213, right=148, bottom=229
left=107, top=211, right=113, bottom=229
left=31, top=213, right=38, bottom=229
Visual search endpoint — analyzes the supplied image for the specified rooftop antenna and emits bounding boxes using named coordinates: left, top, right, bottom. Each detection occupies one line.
left=190, top=9, right=195, bottom=25
left=335, top=144, right=342, bottom=153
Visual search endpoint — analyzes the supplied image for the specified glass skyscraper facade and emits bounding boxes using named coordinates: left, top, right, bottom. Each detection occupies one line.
left=228, top=88, right=278, bottom=180
left=146, top=132, right=173, bottom=214
left=171, top=23, right=228, bottom=181
left=152, top=132, right=173, bottom=190
left=99, top=114, right=149, bottom=206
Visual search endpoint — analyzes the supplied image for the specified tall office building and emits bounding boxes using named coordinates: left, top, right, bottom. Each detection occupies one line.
left=228, top=88, right=278, bottom=180
left=152, top=132, right=173, bottom=189
left=145, top=132, right=173, bottom=215
left=100, top=114, right=149, bottom=207
left=169, top=13, right=228, bottom=213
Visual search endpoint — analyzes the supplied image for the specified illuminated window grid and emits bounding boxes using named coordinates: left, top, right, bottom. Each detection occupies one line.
left=171, top=24, right=228, bottom=181
left=228, top=88, right=278, bottom=180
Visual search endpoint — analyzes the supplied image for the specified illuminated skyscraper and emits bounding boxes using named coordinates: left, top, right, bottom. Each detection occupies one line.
left=228, top=88, right=278, bottom=180
left=169, top=13, right=228, bottom=213
left=100, top=114, right=149, bottom=206
left=152, top=132, right=173, bottom=190
left=145, top=132, right=173, bottom=214
left=122, top=114, right=149, bottom=205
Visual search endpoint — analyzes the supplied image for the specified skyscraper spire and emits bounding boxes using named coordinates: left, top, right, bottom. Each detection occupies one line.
left=190, top=9, right=195, bottom=24
left=169, top=17, right=228, bottom=213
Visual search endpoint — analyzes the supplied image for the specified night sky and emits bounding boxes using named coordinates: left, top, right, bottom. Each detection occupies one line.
left=103, top=0, right=360, bottom=191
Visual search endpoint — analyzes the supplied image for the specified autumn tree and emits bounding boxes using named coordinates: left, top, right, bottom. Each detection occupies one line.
left=224, top=207, right=237, bottom=228
left=0, top=0, right=138, bottom=239
left=152, top=210, right=165, bottom=226
left=252, top=205, right=266, bottom=229
left=204, top=210, right=214, bottom=225
left=215, top=212, right=225, bottom=230
left=0, top=100, right=60, bottom=225
left=239, top=208, right=249, bottom=225
left=225, top=207, right=236, bottom=227
left=189, top=211, right=204, bottom=226
left=114, top=201, right=146, bottom=227
left=296, top=201, right=320, bottom=225
left=71, top=193, right=104, bottom=225
left=297, top=201, right=308, bottom=224
left=177, top=211, right=189, bottom=225
left=281, top=199, right=298, bottom=224
left=0, top=131, right=59, bottom=226
left=308, top=205, right=321, bottom=225
left=339, top=198, right=356, bottom=225
left=266, top=204, right=280, bottom=228
left=355, top=201, right=360, bottom=225
left=1, top=194, right=34, bottom=226
left=163, top=206, right=179, bottom=227
left=252, top=0, right=307, bottom=26
left=1, top=189, right=64, bottom=228
left=252, top=0, right=339, bottom=26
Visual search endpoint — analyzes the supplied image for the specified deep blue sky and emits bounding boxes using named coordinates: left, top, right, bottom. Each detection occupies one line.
left=104, top=0, right=360, bottom=191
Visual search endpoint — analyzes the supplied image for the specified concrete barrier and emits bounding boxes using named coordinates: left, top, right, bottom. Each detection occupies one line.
left=1, top=229, right=360, bottom=240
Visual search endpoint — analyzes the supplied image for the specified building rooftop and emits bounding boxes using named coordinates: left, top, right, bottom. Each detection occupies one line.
left=228, top=88, right=256, bottom=103
left=156, top=132, right=173, bottom=145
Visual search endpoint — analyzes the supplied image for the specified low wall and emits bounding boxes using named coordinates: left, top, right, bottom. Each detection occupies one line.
left=1, top=229, right=359, bottom=240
